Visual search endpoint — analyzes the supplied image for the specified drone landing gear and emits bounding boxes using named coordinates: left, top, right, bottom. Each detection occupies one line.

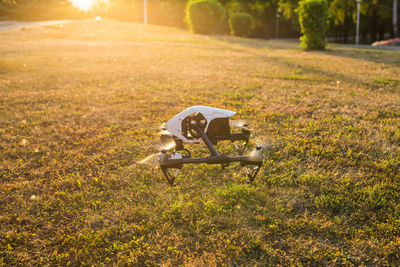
left=244, top=164, right=262, bottom=184
left=161, top=167, right=180, bottom=187
left=159, top=123, right=263, bottom=186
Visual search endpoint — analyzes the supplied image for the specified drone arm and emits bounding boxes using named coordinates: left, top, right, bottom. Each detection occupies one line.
left=159, top=152, right=263, bottom=185
left=160, top=155, right=261, bottom=166
left=194, top=124, right=220, bottom=156
left=210, top=132, right=250, bottom=142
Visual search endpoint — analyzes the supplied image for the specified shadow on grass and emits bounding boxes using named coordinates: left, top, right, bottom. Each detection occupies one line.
left=214, top=35, right=400, bottom=69
left=212, top=36, right=398, bottom=87
left=323, top=44, right=400, bottom=68
left=212, top=36, right=300, bottom=50
left=261, top=55, right=370, bottom=86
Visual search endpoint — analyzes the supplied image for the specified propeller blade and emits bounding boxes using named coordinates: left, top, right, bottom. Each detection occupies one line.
left=250, top=137, right=272, bottom=150
left=255, top=143, right=272, bottom=150
left=245, top=148, right=260, bottom=160
left=244, top=146, right=265, bottom=164
left=130, top=123, right=165, bottom=131
left=137, top=153, right=161, bottom=166
left=159, top=140, right=176, bottom=151
left=230, top=119, right=249, bottom=128
left=160, top=129, right=171, bottom=136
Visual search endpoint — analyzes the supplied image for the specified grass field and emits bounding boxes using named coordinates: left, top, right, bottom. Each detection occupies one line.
left=1, top=19, right=400, bottom=265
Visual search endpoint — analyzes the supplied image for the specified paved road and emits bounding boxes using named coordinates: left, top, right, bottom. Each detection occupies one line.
left=269, top=38, right=400, bottom=50
left=338, top=43, right=400, bottom=51
left=0, top=20, right=71, bottom=32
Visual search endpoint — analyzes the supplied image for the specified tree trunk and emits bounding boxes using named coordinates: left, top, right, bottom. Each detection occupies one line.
left=362, top=26, right=367, bottom=44
left=335, top=26, right=338, bottom=43
left=394, top=0, right=398, bottom=37
left=343, top=15, right=350, bottom=43
left=369, top=10, right=379, bottom=43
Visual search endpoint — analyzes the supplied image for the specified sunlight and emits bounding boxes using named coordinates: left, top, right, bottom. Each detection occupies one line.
left=70, top=0, right=94, bottom=12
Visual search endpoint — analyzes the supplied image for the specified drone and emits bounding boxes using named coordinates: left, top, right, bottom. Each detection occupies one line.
left=137, top=106, right=265, bottom=186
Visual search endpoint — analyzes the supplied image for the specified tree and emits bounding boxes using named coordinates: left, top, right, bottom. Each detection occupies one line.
left=297, top=0, right=329, bottom=50
left=329, top=0, right=356, bottom=43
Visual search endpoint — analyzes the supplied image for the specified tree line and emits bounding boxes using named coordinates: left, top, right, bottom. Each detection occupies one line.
left=1, top=0, right=398, bottom=43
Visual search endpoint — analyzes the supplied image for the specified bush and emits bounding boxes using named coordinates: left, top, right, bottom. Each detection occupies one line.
left=229, top=12, right=254, bottom=37
left=296, top=0, right=329, bottom=50
left=185, top=0, right=227, bottom=35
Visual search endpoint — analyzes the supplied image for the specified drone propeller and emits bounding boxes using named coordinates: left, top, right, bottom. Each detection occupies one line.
left=160, top=129, right=171, bottom=136
left=250, top=136, right=273, bottom=151
left=135, top=122, right=178, bottom=167
left=230, top=119, right=249, bottom=129
left=159, top=140, right=176, bottom=151
left=129, top=122, right=166, bottom=131
left=137, top=152, right=161, bottom=166
left=253, top=143, right=272, bottom=150
left=247, top=147, right=262, bottom=159
left=137, top=139, right=176, bottom=167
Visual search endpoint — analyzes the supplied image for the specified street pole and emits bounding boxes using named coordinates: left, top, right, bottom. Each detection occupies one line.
left=356, top=0, right=361, bottom=44
left=394, top=0, right=398, bottom=37
left=144, top=0, right=148, bottom=25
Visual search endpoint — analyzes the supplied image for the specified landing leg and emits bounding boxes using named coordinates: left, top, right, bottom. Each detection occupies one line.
left=161, top=167, right=180, bottom=187
left=244, top=165, right=261, bottom=184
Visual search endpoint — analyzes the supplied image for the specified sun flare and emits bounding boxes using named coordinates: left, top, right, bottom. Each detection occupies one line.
left=70, top=0, right=94, bottom=12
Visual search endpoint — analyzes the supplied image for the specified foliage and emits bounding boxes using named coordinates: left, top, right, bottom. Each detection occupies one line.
left=229, top=12, right=254, bottom=37
left=224, top=0, right=277, bottom=38
left=329, top=0, right=354, bottom=26
left=278, top=0, right=300, bottom=31
left=0, top=0, right=86, bottom=20
left=297, top=0, right=329, bottom=50
left=185, top=0, right=227, bottom=35
left=1, top=0, right=397, bottom=43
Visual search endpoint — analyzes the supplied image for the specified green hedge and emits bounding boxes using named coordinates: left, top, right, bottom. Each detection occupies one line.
left=185, top=0, right=227, bottom=35
left=229, top=12, right=253, bottom=37
left=297, top=0, right=329, bottom=50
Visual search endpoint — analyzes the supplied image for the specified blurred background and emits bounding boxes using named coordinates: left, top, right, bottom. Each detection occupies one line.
left=0, top=0, right=398, bottom=44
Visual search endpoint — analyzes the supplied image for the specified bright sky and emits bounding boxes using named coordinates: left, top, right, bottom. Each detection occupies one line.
left=70, top=0, right=95, bottom=12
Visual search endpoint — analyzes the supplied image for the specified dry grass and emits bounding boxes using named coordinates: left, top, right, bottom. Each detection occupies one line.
left=1, top=19, right=400, bottom=265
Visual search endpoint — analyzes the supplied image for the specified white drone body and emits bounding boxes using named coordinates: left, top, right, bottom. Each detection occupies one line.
left=139, top=105, right=264, bottom=186
left=165, top=106, right=236, bottom=143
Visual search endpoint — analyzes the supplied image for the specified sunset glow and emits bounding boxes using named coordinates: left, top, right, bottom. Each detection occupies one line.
left=70, top=0, right=94, bottom=12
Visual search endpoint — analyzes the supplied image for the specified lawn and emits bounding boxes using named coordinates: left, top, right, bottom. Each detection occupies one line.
left=1, top=19, right=400, bottom=265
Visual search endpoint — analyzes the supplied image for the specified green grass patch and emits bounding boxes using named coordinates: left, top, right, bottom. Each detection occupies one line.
left=1, top=19, right=400, bottom=265
left=374, top=77, right=400, bottom=86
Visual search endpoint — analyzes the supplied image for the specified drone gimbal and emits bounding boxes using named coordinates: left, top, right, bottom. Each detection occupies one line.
left=156, top=106, right=264, bottom=186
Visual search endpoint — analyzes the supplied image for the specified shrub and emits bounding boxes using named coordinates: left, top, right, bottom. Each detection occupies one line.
left=185, top=0, right=227, bottom=35
left=229, top=12, right=254, bottom=37
left=296, top=0, right=329, bottom=50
